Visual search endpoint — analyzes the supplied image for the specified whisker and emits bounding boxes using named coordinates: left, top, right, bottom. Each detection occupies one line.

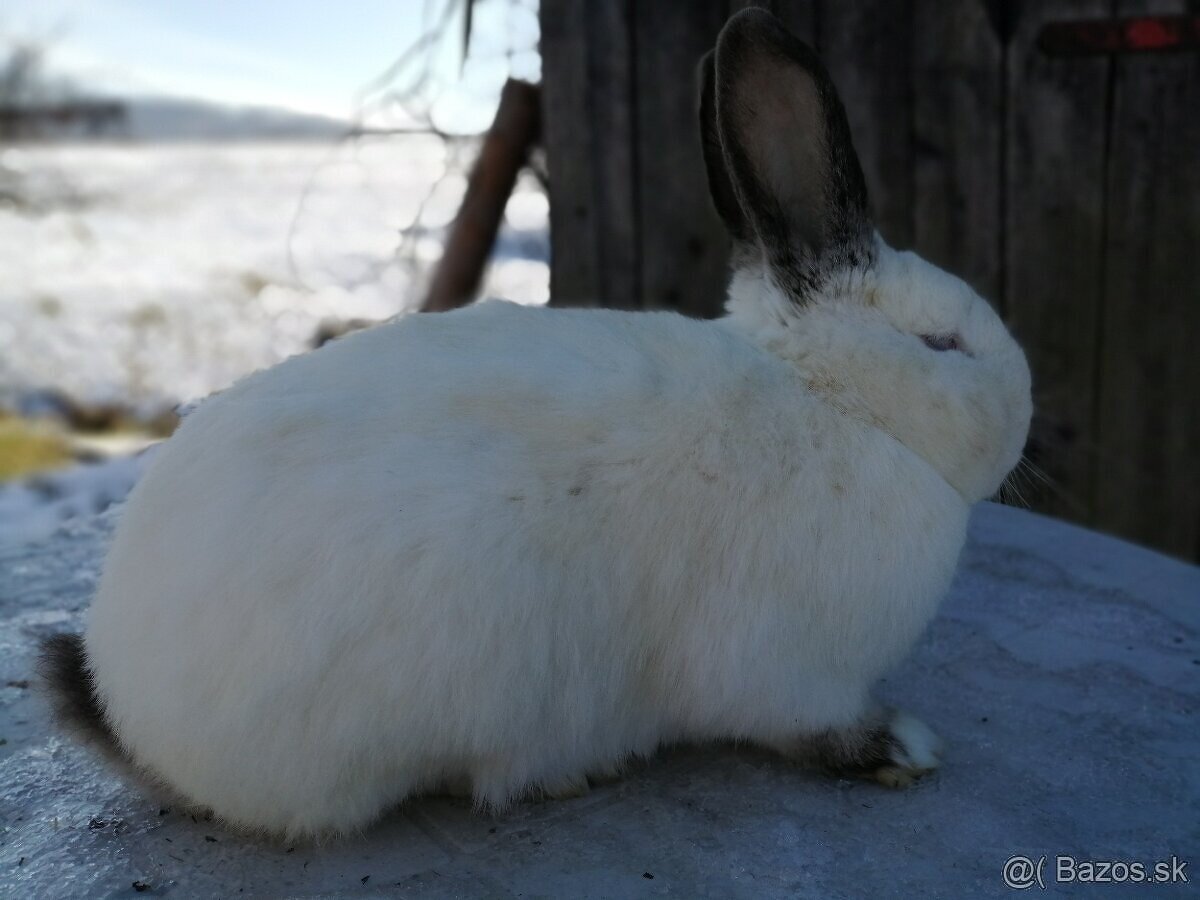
left=995, top=470, right=1031, bottom=508
left=1017, top=457, right=1055, bottom=489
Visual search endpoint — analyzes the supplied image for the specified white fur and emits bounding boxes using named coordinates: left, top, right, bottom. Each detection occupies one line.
left=83, top=231, right=1030, bottom=837
left=888, top=711, right=943, bottom=772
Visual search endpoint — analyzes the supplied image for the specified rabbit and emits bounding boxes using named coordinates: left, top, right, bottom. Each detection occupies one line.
left=39, top=8, right=1032, bottom=839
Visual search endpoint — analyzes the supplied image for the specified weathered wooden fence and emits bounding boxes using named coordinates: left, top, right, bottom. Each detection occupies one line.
left=539, top=0, right=1200, bottom=561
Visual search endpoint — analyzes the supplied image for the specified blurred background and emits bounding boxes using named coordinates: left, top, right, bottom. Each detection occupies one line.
left=1, top=0, right=1197, bottom=561
left=0, top=0, right=547, bottom=545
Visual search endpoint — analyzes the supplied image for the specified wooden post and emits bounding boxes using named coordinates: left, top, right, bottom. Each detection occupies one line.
left=540, top=0, right=639, bottom=310
left=420, top=79, right=541, bottom=313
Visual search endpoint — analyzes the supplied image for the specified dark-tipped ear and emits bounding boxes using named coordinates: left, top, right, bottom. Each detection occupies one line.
left=714, top=8, right=874, bottom=302
left=696, top=50, right=751, bottom=244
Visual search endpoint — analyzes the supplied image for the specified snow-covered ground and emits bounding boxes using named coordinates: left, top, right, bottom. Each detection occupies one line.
left=0, top=451, right=153, bottom=549
left=1, top=502, right=1196, bottom=895
left=0, top=138, right=550, bottom=547
left=2, top=139, right=549, bottom=411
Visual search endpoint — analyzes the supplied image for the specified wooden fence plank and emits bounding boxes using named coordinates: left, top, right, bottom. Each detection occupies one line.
left=912, top=0, right=1004, bottom=305
left=818, top=0, right=915, bottom=249
left=773, top=0, right=818, bottom=46
left=635, top=0, right=729, bottom=317
left=538, top=0, right=1200, bottom=560
left=1093, top=0, right=1200, bottom=558
left=1004, top=0, right=1115, bottom=522
left=539, top=0, right=594, bottom=305
left=542, top=0, right=638, bottom=308
left=728, top=0, right=818, bottom=46
left=583, top=0, right=640, bottom=309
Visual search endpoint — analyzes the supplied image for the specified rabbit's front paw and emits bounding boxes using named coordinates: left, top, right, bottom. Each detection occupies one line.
left=869, top=711, right=942, bottom=788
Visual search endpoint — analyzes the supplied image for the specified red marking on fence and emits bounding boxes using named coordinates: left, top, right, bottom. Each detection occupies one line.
left=1038, top=15, right=1200, bottom=56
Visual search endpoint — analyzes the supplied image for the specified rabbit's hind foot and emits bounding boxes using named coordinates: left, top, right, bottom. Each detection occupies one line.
left=539, top=774, right=591, bottom=801
left=868, top=711, right=942, bottom=788
left=778, top=707, right=943, bottom=789
left=439, top=774, right=474, bottom=799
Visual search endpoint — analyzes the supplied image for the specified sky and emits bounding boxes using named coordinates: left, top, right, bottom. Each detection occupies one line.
left=2, top=0, right=540, bottom=128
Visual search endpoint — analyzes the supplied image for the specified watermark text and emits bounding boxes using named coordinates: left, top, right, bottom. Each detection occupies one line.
left=1002, top=855, right=1188, bottom=890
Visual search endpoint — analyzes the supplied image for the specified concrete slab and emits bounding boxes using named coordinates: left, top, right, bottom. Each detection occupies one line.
left=1, top=503, right=1196, bottom=898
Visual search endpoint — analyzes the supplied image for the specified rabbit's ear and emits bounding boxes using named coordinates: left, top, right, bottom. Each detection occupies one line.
left=697, top=50, right=752, bottom=244
left=714, top=8, right=874, bottom=302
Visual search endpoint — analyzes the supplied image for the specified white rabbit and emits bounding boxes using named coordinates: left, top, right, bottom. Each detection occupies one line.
left=41, top=8, right=1031, bottom=839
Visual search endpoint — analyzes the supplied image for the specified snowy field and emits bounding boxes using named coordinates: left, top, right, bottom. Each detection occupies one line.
left=0, top=139, right=550, bottom=546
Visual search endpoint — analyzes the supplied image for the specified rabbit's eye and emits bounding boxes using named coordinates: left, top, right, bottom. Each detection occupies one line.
left=921, top=333, right=962, bottom=353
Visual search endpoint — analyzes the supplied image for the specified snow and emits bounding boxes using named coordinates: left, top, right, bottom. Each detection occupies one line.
left=0, top=503, right=1196, bottom=897
left=1, top=138, right=548, bottom=414
left=0, top=451, right=154, bottom=550
left=0, top=138, right=549, bottom=550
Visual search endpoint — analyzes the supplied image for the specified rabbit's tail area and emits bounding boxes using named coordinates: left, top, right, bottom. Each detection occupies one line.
left=37, top=632, right=123, bottom=758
